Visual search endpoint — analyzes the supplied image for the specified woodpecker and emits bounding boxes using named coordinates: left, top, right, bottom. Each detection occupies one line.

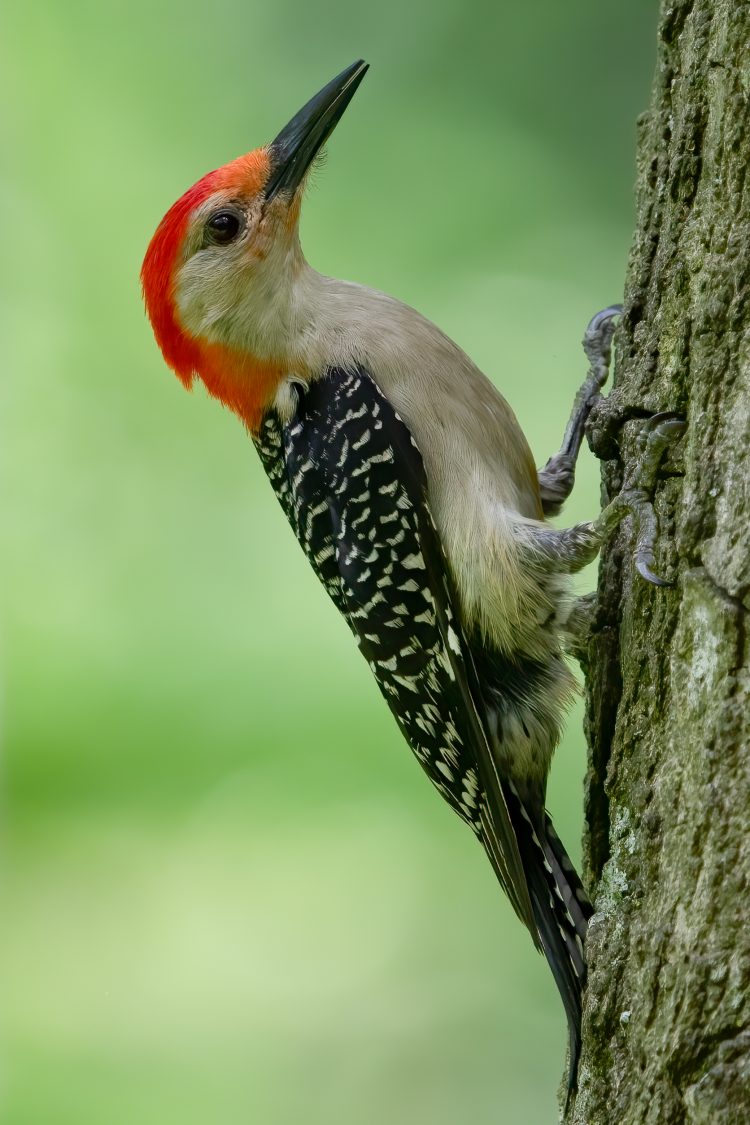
left=142, top=60, right=683, bottom=1091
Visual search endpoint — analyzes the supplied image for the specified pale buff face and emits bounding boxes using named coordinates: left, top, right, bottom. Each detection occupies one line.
left=174, top=190, right=304, bottom=359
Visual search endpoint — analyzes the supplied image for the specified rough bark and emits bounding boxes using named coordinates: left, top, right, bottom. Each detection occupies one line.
left=566, top=3, right=750, bottom=1122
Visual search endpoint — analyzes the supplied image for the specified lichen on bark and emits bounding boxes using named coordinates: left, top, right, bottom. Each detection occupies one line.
left=565, top=3, right=750, bottom=1122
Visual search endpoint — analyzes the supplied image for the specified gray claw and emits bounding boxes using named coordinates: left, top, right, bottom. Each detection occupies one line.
left=584, top=304, right=623, bottom=336
left=636, top=556, right=674, bottom=588
left=582, top=305, right=623, bottom=373
left=627, top=414, right=686, bottom=489
left=628, top=412, right=685, bottom=587
left=638, top=411, right=687, bottom=438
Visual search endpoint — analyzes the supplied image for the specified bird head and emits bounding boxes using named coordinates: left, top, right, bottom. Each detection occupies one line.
left=141, top=60, right=368, bottom=430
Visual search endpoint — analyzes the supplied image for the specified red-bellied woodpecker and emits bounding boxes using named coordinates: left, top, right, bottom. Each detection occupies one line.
left=141, top=60, right=683, bottom=1092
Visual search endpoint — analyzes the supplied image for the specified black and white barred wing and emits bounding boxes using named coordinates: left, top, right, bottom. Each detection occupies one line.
left=255, top=366, right=536, bottom=937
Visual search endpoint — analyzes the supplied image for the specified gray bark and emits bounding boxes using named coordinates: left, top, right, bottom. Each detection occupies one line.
left=566, top=3, right=750, bottom=1123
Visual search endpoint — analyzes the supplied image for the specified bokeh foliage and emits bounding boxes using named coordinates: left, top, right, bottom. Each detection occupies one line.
left=2, top=2, right=656, bottom=1121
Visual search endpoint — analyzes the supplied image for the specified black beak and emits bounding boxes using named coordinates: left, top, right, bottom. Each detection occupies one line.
left=265, top=60, right=369, bottom=201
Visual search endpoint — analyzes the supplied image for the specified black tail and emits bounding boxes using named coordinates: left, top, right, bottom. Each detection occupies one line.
left=504, top=784, right=593, bottom=1098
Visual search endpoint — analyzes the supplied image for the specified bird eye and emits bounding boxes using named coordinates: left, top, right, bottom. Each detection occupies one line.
left=206, top=209, right=243, bottom=245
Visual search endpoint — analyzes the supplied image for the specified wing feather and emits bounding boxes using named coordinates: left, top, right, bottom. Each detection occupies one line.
left=255, top=366, right=536, bottom=937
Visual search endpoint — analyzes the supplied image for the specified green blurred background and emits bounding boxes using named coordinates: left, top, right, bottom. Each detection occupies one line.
left=2, top=4, right=657, bottom=1122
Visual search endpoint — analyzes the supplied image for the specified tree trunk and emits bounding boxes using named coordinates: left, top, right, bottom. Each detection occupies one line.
left=566, top=3, right=750, bottom=1122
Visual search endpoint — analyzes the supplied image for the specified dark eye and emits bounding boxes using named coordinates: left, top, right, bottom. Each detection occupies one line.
left=206, top=209, right=242, bottom=245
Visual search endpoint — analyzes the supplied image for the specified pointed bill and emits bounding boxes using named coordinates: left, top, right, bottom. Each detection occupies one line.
left=265, top=60, right=369, bottom=200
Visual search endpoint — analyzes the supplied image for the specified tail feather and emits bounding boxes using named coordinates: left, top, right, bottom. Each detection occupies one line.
left=503, top=784, right=592, bottom=1098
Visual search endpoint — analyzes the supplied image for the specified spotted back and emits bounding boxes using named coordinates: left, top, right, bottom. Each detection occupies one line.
left=253, top=366, right=535, bottom=933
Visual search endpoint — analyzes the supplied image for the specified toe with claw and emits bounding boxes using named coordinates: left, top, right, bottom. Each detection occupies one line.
left=613, top=412, right=686, bottom=587
left=538, top=304, right=623, bottom=516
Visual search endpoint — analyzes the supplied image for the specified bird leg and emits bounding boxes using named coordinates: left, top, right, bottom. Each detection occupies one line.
left=537, top=305, right=622, bottom=516
left=560, top=592, right=597, bottom=665
left=531, top=411, right=686, bottom=583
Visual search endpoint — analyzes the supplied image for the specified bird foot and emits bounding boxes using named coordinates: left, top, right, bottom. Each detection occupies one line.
left=598, top=412, right=686, bottom=586
left=562, top=591, right=598, bottom=663
left=538, top=305, right=623, bottom=516
left=581, top=304, right=623, bottom=388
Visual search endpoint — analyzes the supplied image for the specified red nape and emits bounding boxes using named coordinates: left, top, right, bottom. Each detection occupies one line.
left=140, top=149, right=270, bottom=392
